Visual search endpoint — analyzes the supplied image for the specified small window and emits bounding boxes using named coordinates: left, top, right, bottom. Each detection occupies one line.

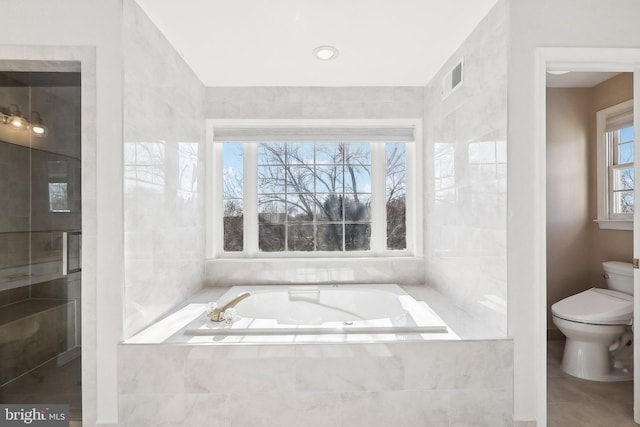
left=596, top=99, right=634, bottom=229
left=209, top=120, right=421, bottom=258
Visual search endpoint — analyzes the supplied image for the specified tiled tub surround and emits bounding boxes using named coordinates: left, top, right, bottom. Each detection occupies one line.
left=205, top=258, right=426, bottom=287
left=119, top=339, right=513, bottom=426
left=123, top=0, right=206, bottom=337
left=120, top=285, right=510, bottom=425
left=423, top=0, right=508, bottom=335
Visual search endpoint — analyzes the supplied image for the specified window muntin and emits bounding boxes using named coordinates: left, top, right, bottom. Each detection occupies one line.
left=255, top=142, right=373, bottom=252
left=223, top=141, right=400, bottom=254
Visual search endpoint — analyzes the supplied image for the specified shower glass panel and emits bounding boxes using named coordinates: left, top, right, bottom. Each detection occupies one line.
left=0, top=70, right=82, bottom=422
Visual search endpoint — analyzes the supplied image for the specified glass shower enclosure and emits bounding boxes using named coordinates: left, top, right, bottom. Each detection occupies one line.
left=0, top=70, right=82, bottom=421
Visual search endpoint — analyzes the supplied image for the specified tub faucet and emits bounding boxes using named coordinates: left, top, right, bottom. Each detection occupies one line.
left=208, top=292, right=251, bottom=322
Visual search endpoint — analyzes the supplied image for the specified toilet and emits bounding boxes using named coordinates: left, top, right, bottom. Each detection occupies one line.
left=551, top=261, right=634, bottom=381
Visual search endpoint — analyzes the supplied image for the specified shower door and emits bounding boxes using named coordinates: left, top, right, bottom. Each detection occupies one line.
left=0, top=70, right=82, bottom=422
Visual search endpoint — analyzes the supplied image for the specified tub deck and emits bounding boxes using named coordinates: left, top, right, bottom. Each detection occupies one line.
left=125, top=284, right=505, bottom=344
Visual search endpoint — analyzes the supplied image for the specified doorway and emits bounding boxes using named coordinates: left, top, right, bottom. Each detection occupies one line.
left=534, top=48, right=640, bottom=426
left=0, top=68, right=82, bottom=422
left=545, top=70, right=635, bottom=425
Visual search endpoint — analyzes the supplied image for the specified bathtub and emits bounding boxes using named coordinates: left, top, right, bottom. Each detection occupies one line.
left=182, top=284, right=451, bottom=339
left=125, top=284, right=459, bottom=344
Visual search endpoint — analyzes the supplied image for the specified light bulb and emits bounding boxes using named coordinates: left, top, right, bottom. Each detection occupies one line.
left=313, top=46, right=339, bottom=61
left=8, top=116, right=28, bottom=129
left=32, top=125, right=46, bottom=135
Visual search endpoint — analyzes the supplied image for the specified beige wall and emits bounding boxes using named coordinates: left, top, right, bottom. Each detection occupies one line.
left=589, top=73, right=634, bottom=284
left=546, top=88, right=592, bottom=327
left=546, top=73, right=633, bottom=330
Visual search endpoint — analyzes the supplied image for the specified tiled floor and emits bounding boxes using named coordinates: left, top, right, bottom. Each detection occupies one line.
left=548, top=340, right=637, bottom=426
left=0, top=355, right=82, bottom=421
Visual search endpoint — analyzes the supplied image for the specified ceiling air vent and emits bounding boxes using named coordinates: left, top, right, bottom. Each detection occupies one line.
left=442, top=58, right=464, bottom=99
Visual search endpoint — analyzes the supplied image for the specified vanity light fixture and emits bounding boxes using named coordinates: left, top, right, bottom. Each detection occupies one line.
left=313, top=45, right=339, bottom=61
left=0, top=104, right=48, bottom=137
left=30, top=112, right=48, bottom=136
left=6, top=104, right=28, bottom=129
left=547, top=70, right=571, bottom=75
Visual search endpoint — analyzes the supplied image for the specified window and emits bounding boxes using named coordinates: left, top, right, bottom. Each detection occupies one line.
left=209, top=120, right=421, bottom=258
left=48, top=161, right=70, bottom=213
left=596, top=99, right=635, bottom=230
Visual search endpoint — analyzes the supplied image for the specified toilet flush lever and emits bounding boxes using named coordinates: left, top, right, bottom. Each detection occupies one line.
left=633, top=258, right=639, bottom=269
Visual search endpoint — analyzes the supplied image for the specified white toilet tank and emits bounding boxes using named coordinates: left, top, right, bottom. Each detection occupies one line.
left=603, top=261, right=634, bottom=295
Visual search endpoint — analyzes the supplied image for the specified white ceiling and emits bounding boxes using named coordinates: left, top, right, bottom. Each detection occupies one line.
left=135, top=0, right=499, bottom=87
left=546, top=72, right=621, bottom=88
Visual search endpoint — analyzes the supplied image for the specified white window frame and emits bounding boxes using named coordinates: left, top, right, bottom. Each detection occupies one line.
left=595, top=99, right=634, bottom=230
left=206, top=119, right=423, bottom=259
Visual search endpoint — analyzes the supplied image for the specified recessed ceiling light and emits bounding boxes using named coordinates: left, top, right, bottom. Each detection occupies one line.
left=313, top=46, right=339, bottom=61
left=547, top=70, right=570, bottom=75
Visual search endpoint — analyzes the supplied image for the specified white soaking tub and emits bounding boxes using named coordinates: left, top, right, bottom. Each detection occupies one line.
left=183, top=284, right=450, bottom=337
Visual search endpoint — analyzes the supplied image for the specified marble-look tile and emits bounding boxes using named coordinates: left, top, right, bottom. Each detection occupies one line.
left=227, top=391, right=340, bottom=427
left=184, top=355, right=295, bottom=394
left=123, top=0, right=205, bottom=338
left=121, top=393, right=228, bottom=426
left=402, top=340, right=512, bottom=390
left=224, top=101, right=302, bottom=119
left=182, top=394, right=229, bottom=427
left=393, top=87, right=424, bottom=104
left=205, top=87, right=423, bottom=121
left=302, top=87, right=395, bottom=103
left=0, top=285, right=28, bottom=307
left=118, top=345, right=188, bottom=394
left=186, top=343, right=294, bottom=360
left=423, top=0, right=508, bottom=334
left=119, top=394, right=185, bottom=427
left=294, top=348, right=404, bottom=391
left=341, top=390, right=450, bottom=427
left=301, top=102, right=367, bottom=119
left=364, top=101, right=424, bottom=118
left=205, top=258, right=425, bottom=287
left=450, top=388, right=512, bottom=427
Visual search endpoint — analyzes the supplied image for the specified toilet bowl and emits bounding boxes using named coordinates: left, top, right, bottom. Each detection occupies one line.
left=551, top=261, right=634, bottom=382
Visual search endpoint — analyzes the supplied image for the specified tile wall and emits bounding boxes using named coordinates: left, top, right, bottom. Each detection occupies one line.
left=119, top=339, right=513, bottom=426
left=206, top=87, right=424, bottom=120
left=423, top=0, right=508, bottom=334
left=122, top=1, right=206, bottom=337
left=0, top=277, right=78, bottom=385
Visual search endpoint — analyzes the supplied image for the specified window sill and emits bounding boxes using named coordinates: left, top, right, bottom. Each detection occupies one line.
left=594, top=219, right=633, bottom=231
left=204, top=256, right=425, bottom=286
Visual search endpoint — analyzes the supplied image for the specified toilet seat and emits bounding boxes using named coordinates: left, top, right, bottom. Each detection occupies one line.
left=552, top=288, right=633, bottom=325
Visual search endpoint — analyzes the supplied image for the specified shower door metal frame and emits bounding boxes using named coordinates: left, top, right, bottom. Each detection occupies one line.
left=0, top=47, right=101, bottom=425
